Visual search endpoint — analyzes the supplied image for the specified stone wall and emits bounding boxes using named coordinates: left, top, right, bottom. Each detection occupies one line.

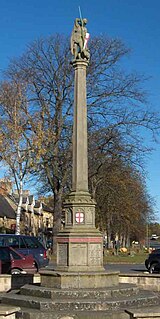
left=119, top=273, right=160, bottom=291
left=0, top=305, right=20, bottom=319
left=0, top=274, right=40, bottom=292
left=0, top=275, right=11, bottom=292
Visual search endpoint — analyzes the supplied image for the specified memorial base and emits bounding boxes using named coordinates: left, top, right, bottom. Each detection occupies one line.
left=40, top=269, right=119, bottom=289
left=56, top=228, right=104, bottom=272
left=57, top=191, right=104, bottom=272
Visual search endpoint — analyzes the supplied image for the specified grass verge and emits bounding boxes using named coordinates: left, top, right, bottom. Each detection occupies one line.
left=103, top=251, right=148, bottom=264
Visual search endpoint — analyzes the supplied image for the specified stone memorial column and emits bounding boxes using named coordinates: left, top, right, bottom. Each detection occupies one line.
left=56, top=18, right=104, bottom=273
left=40, top=18, right=119, bottom=289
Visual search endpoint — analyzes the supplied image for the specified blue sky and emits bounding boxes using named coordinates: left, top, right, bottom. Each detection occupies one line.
left=0, top=0, right=160, bottom=220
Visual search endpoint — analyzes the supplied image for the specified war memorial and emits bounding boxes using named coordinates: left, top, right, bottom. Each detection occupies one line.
left=1, top=17, right=160, bottom=319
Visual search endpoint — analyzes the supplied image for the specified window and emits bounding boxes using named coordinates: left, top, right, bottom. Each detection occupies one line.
left=0, top=237, right=5, bottom=246
left=23, top=237, right=39, bottom=248
left=19, top=237, right=26, bottom=248
left=0, top=248, right=10, bottom=261
left=5, top=236, right=19, bottom=248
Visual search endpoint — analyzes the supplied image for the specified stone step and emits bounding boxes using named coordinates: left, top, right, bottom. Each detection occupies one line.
left=1, top=294, right=51, bottom=311
left=20, top=283, right=139, bottom=300
left=16, top=307, right=130, bottom=319
left=1, top=290, right=159, bottom=312
left=125, top=306, right=160, bottom=319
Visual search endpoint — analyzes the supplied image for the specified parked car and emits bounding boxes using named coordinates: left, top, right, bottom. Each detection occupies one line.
left=145, top=248, right=160, bottom=273
left=0, top=246, right=36, bottom=274
left=38, top=238, right=53, bottom=250
left=0, top=234, right=49, bottom=271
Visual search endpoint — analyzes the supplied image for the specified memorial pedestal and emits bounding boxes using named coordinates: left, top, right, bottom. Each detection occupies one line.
left=40, top=269, right=119, bottom=289
left=56, top=228, right=104, bottom=272
left=56, top=191, right=104, bottom=273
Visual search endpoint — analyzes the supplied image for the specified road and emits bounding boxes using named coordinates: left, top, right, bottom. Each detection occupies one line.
left=47, top=262, right=148, bottom=274
left=104, top=263, right=147, bottom=274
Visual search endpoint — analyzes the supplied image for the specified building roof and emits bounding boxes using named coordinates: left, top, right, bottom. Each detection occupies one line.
left=0, top=194, right=16, bottom=219
left=0, top=190, right=53, bottom=220
left=12, top=194, right=28, bottom=205
left=42, top=203, right=53, bottom=213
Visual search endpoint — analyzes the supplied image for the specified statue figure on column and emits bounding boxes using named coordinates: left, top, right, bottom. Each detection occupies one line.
left=71, top=18, right=90, bottom=61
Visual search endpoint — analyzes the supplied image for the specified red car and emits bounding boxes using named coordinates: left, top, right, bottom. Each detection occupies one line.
left=0, top=246, right=36, bottom=274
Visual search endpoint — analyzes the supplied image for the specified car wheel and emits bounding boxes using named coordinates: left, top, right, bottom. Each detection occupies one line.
left=11, top=268, right=21, bottom=275
left=149, top=263, right=158, bottom=274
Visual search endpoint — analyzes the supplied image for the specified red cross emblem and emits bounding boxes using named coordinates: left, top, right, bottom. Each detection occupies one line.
left=75, top=212, right=84, bottom=223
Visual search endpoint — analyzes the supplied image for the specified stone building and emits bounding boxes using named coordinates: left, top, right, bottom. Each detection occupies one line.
left=0, top=179, right=53, bottom=238
left=0, top=180, right=17, bottom=232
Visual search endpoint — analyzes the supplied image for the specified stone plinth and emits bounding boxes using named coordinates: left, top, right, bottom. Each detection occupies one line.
left=57, top=192, right=104, bottom=272
left=56, top=229, right=104, bottom=272
left=40, top=269, right=119, bottom=289
left=64, top=191, right=96, bottom=229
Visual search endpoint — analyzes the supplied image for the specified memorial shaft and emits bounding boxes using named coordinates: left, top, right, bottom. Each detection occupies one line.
left=72, top=60, right=89, bottom=193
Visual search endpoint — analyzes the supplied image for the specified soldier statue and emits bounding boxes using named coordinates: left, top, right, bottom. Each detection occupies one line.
left=71, top=18, right=90, bottom=61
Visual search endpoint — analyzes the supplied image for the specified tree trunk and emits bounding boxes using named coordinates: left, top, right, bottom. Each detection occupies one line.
left=15, top=180, right=23, bottom=235
left=107, top=220, right=112, bottom=249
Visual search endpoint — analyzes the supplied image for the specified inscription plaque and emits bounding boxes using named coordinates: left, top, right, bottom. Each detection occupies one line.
left=88, top=243, right=102, bottom=265
left=70, top=243, right=87, bottom=265
left=58, top=243, right=68, bottom=266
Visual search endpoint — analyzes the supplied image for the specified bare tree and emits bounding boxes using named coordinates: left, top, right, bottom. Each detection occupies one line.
left=0, top=81, right=32, bottom=234
left=0, top=34, right=159, bottom=250
left=95, top=158, right=155, bottom=247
